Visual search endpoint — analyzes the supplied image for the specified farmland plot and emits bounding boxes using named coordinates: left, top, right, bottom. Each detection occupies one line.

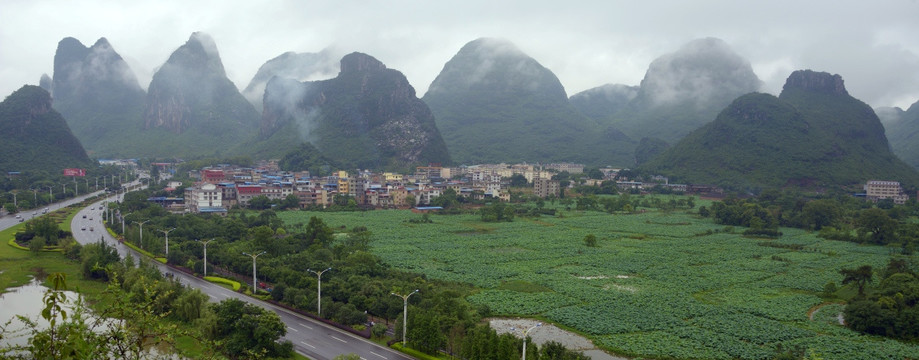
left=280, top=207, right=919, bottom=359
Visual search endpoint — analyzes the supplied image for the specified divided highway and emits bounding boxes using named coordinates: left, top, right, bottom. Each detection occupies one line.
left=2, top=191, right=413, bottom=360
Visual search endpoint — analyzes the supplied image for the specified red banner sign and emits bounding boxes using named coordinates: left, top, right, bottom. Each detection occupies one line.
left=63, top=168, right=86, bottom=177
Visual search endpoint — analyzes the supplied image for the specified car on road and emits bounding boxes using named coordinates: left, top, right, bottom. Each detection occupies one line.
left=18, top=218, right=24, bottom=222
left=81, top=226, right=86, bottom=231
left=82, top=215, right=87, bottom=219
left=15, top=214, right=20, bottom=219
left=90, top=227, right=94, bottom=231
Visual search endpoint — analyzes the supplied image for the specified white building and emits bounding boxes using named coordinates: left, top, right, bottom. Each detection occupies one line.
left=865, top=180, right=909, bottom=205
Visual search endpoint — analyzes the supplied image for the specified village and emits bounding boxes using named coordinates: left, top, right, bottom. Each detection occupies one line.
left=159, top=161, right=725, bottom=214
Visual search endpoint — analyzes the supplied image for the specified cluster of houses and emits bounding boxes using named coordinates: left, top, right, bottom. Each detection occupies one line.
left=150, top=159, right=915, bottom=215
left=178, top=162, right=595, bottom=214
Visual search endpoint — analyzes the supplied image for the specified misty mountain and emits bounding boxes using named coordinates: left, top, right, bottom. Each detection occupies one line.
left=881, top=99, right=919, bottom=169
left=0, top=85, right=91, bottom=173
left=256, top=52, right=451, bottom=170
left=140, top=32, right=260, bottom=157
left=422, top=37, right=633, bottom=165
left=39, top=74, right=52, bottom=91
left=569, top=84, right=638, bottom=122
left=242, top=49, right=338, bottom=111
left=641, top=70, right=918, bottom=190
left=50, top=37, right=146, bottom=156
left=607, top=38, right=762, bottom=143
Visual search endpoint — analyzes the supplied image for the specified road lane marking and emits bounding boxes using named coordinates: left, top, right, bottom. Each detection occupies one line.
left=299, top=323, right=313, bottom=330
left=217, top=293, right=229, bottom=297
left=299, top=341, right=315, bottom=349
left=370, top=351, right=387, bottom=359
left=287, top=326, right=298, bottom=332
left=330, top=335, right=347, bottom=343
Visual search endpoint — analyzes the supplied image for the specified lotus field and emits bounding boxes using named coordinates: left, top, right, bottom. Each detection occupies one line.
left=279, top=201, right=919, bottom=359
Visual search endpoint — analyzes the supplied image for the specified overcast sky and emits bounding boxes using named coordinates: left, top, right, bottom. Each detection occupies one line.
left=2, top=0, right=918, bottom=108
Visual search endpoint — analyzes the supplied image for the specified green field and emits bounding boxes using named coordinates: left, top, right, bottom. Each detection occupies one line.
left=279, top=205, right=919, bottom=360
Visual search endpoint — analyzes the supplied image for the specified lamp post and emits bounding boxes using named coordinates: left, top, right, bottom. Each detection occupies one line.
left=121, top=212, right=132, bottom=233
left=198, top=239, right=216, bottom=277
left=133, top=220, right=150, bottom=249
left=391, top=289, right=419, bottom=347
left=46, top=186, right=53, bottom=207
left=242, top=251, right=266, bottom=293
left=11, top=191, right=16, bottom=207
left=510, top=323, right=542, bottom=360
left=158, top=228, right=176, bottom=257
left=307, top=267, right=332, bottom=317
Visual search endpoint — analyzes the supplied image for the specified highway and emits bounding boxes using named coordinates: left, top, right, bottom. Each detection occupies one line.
left=67, top=195, right=413, bottom=360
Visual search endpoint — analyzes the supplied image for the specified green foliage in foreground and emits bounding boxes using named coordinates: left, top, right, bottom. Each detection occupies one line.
left=279, top=199, right=919, bottom=360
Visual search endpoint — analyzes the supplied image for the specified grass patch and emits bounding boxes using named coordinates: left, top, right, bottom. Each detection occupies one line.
left=204, top=276, right=241, bottom=291
left=390, top=342, right=448, bottom=360
left=122, top=240, right=161, bottom=261
left=497, top=280, right=552, bottom=293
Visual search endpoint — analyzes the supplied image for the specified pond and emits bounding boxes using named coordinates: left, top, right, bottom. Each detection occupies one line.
left=0, top=279, right=180, bottom=359
left=0, top=278, right=81, bottom=349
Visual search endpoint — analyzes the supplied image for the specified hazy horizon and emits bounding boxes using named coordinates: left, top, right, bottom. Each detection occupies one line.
left=2, top=0, right=918, bottom=109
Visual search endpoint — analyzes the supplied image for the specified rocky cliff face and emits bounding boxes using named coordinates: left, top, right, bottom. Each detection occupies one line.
left=50, top=37, right=146, bottom=155
left=782, top=70, right=848, bottom=96
left=144, top=32, right=258, bottom=134
left=259, top=52, right=451, bottom=169
left=0, top=85, right=91, bottom=172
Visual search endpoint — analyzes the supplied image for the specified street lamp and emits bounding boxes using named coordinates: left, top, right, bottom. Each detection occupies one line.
left=198, top=239, right=216, bottom=277
left=158, top=228, right=176, bottom=256
left=307, top=267, right=332, bottom=317
left=46, top=186, right=53, bottom=207
left=11, top=191, right=16, bottom=207
left=242, top=251, right=267, bottom=294
left=509, top=322, right=542, bottom=360
left=391, top=289, right=419, bottom=347
left=133, top=220, right=150, bottom=249
left=121, top=212, right=132, bottom=233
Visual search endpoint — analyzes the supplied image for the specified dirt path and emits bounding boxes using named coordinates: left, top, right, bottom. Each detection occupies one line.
left=489, top=318, right=629, bottom=360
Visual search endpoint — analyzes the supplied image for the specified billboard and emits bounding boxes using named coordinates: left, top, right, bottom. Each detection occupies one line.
left=63, top=168, right=86, bottom=177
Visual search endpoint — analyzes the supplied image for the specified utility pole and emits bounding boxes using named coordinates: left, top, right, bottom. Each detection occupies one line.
left=391, top=289, right=419, bottom=347
left=242, top=251, right=267, bottom=294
